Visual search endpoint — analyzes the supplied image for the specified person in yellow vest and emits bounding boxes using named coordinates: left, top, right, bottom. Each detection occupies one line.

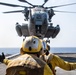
left=0, top=36, right=53, bottom=75
left=40, top=40, right=76, bottom=75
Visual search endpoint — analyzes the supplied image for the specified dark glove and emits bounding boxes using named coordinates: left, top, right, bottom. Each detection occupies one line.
left=0, top=52, right=5, bottom=63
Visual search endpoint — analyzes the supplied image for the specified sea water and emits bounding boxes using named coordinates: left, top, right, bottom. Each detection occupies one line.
left=0, top=48, right=20, bottom=55
left=0, top=47, right=76, bottom=55
left=50, top=47, right=76, bottom=53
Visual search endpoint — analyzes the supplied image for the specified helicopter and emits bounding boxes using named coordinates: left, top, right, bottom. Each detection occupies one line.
left=0, top=0, right=76, bottom=42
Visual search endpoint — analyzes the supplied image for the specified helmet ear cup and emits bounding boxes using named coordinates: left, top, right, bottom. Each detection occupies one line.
left=47, top=44, right=50, bottom=50
left=41, top=40, right=48, bottom=50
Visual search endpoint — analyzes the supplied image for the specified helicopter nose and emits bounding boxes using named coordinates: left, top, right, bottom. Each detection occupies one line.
left=35, top=14, right=44, bottom=25
left=35, top=21, right=42, bottom=25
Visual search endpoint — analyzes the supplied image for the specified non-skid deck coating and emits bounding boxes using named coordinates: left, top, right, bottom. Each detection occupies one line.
left=0, top=63, right=6, bottom=75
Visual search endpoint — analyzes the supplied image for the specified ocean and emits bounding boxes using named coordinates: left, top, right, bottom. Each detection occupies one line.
left=0, top=47, right=76, bottom=55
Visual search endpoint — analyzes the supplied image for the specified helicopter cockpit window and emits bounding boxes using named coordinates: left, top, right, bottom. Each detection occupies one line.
left=36, top=14, right=42, bottom=20
left=32, top=11, right=48, bottom=22
left=32, top=7, right=45, bottom=15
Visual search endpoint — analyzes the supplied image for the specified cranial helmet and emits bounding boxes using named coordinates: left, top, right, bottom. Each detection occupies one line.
left=41, top=40, right=48, bottom=50
left=41, top=40, right=50, bottom=51
left=22, top=36, right=42, bottom=53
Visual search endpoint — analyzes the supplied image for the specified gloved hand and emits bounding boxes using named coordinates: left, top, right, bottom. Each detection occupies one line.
left=0, top=52, right=5, bottom=63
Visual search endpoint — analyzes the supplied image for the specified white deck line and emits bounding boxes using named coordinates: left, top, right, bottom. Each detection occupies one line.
left=6, top=53, right=20, bottom=59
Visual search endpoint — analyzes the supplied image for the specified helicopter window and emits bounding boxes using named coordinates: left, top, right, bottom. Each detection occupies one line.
left=36, top=14, right=42, bottom=20
left=42, top=13, right=49, bottom=20
left=32, top=7, right=45, bottom=14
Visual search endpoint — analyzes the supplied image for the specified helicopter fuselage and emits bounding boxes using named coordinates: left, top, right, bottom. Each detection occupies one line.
left=28, top=7, right=48, bottom=38
left=16, top=7, right=60, bottom=39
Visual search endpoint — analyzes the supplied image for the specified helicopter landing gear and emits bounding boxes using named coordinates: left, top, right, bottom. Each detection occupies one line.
left=35, top=25, right=41, bottom=33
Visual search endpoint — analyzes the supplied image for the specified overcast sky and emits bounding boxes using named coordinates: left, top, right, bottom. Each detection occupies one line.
left=0, top=0, right=76, bottom=47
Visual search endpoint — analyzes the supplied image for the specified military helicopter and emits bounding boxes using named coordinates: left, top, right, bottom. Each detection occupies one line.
left=0, top=0, right=76, bottom=42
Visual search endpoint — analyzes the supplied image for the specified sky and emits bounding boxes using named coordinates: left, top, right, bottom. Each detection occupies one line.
left=0, top=0, right=76, bottom=47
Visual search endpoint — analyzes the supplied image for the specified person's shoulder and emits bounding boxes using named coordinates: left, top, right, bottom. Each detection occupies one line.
left=48, top=53, right=54, bottom=56
left=47, top=53, right=54, bottom=62
left=19, top=54, right=31, bottom=57
left=51, top=53, right=61, bottom=60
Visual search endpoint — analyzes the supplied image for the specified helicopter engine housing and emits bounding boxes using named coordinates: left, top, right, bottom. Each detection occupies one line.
left=16, top=23, right=29, bottom=37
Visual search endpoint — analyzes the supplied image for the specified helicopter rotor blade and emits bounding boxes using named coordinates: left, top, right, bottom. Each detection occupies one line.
left=47, top=2, right=76, bottom=8
left=0, top=2, right=27, bottom=8
left=54, top=10, right=76, bottom=13
left=42, top=0, right=48, bottom=7
left=3, top=10, right=23, bottom=13
left=18, top=0, right=34, bottom=7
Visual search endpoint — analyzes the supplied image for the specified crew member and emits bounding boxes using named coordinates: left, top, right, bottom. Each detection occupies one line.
left=0, top=36, right=53, bottom=75
left=40, top=40, right=76, bottom=75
